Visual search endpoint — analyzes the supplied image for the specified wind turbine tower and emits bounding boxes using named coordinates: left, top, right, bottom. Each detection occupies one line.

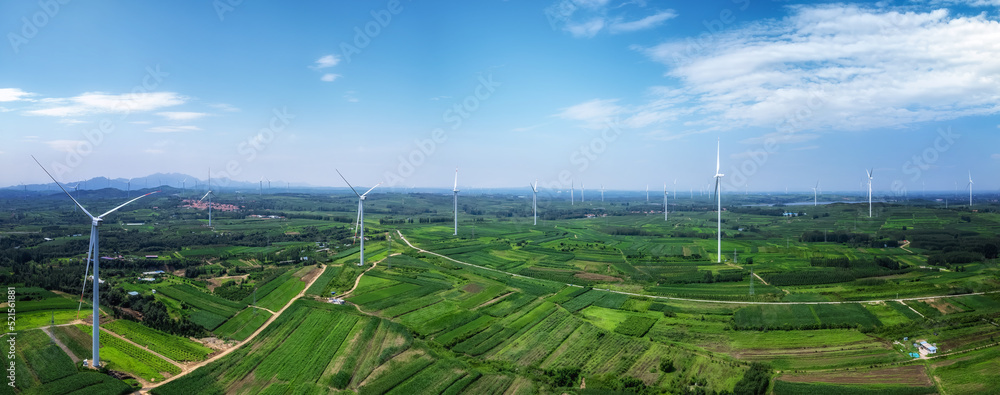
left=337, top=170, right=380, bottom=266
left=968, top=171, right=974, bottom=207
left=530, top=180, right=538, bottom=225
left=453, top=168, right=459, bottom=236
left=571, top=181, right=575, bottom=206
left=812, top=181, right=819, bottom=206
left=663, top=183, right=668, bottom=221
left=866, top=169, right=873, bottom=218
left=32, top=156, right=158, bottom=368
left=713, top=139, right=724, bottom=263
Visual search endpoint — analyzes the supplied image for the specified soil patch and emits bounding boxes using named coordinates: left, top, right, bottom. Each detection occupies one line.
left=462, top=283, right=484, bottom=293
left=574, top=272, right=623, bottom=282
left=778, top=365, right=931, bottom=387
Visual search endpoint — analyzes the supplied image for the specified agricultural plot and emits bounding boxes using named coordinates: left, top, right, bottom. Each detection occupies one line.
left=76, top=324, right=181, bottom=382
left=152, top=299, right=508, bottom=394
left=104, top=319, right=213, bottom=362
left=214, top=307, right=273, bottom=340
left=733, top=303, right=882, bottom=330
left=157, top=284, right=245, bottom=330
left=6, top=331, right=131, bottom=395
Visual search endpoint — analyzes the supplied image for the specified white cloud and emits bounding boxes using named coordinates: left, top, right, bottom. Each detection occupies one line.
left=321, top=73, right=341, bottom=82
left=45, top=140, right=87, bottom=153
left=555, top=98, right=624, bottom=128
left=146, top=125, right=201, bottom=133
left=609, top=10, right=677, bottom=33
left=633, top=5, right=1000, bottom=132
left=208, top=103, right=240, bottom=112
left=992, top=153, right=1000, bottom=160
left=312, top=54, right=341, bottom=69
left=511, top=123, right=549, bottom=132
left=566, top=18, right=605, bottom=38
left=130, top=121, right=152, bottom=125
left=156, top=111, right=208, bottom=121
left=0, top=107, right=15, bottom=112
left=25, top=92, right=185, bottom=117
left=57, top=119, right=86, bottom=125
left=0, top=88, right=34, bottom=102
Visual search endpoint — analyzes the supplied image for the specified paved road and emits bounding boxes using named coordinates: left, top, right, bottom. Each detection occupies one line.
left=395, top=230, right=1000, bottom=306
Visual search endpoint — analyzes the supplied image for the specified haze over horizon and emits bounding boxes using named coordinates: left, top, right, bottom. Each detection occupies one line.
left=2, top=1, right=999, bottom=193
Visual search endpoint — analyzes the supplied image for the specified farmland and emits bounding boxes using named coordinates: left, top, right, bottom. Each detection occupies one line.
left=2, top=190, right=1000, bottom=393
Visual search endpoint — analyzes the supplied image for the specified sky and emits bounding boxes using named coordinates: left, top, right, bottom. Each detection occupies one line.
left=2, top=0, right=999, bottom=194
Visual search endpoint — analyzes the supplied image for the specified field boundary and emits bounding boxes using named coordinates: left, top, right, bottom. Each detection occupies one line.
left=395, top=230, right=1000, bottom=306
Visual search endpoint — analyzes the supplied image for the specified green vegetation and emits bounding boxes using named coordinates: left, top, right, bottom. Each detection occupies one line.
left=4, top=190, right=1000, bottom=393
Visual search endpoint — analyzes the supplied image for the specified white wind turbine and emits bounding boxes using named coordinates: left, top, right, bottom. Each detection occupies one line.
left=968, top=171, right=974, bottom=207
left=337, top=169, right=380, bottom=266
left=600, top=184, right=605, bottom=202
left=581, top=183, right=585, bottom=203
left=812, top=181, right=819, bottom=206
left=530, top=180, right=538, bottom=225
left=199, top=169, right=215, bottom=227
left=712, top=139, right=724, bottom=263
left=866, top=169, right=873, bottom=218
left=126, top=178, right=132, bottom=198
left=453, top=168, right=459, bottom=236
left=663, top=183, right=668, bottom=221
left=646, top=184, right=649, bottom=203
left=32, top=156, right=159, bottom=368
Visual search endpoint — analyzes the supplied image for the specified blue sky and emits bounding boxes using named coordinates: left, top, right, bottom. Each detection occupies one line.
left=2, top=0, right=999, bottom=194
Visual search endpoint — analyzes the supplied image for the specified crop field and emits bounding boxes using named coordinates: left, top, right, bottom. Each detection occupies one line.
left=6, top=191, right=1000, bottom=394
left=7, top=329, right=131, bottom=395
left=103, top=319, right=213, bottom=362
left=151, top=300, right=519, bottom=394
left=213, top=307, right=273, bottom=340
left=156, top=283, right=245, bottom=329
left=71, top=324, right=181, bottom=382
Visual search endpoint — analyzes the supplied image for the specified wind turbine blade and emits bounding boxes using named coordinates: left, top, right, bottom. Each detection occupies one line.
left=199, top=191, right=211, bottom=201
left=99, top=191, right=160, bottom=218
left=716, top=138, right=721, bottom=174
left=335, top=169, right=361, bottom=197
left=31, top=155, right=95, bottom=219
left=454, top=168, right=459, bottom=191
left=361, top=182, right=381, bottom=197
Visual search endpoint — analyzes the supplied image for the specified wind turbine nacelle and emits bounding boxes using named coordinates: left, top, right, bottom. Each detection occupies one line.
left=92, top=218, right=103, bottom=226
left=360, top=196, right=366, bottom=201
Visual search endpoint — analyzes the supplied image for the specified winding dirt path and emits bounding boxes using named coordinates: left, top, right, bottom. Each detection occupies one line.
left=395, top=230, right=1000, bottom=306
left=141, top=263, right=330, bottom=392
left=41, top=327, right=79, bottom=363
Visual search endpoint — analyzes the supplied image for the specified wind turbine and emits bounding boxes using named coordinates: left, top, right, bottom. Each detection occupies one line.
left=530, top=180, right=538, bottom=225
left=712, top=139, right=724, bottom=263
left=646, top=184, right=649, bottom=203
left=181, top=178, right=187, bottom=195
left=199, top=169, right=214, bottom=227
left=968, top=171, right=974, bottom=207
left=453, top=168, right=459, bottom=236
left=601, top=184, right=605, bottom=202
left=32, top=156, right=158, bottom=368
left=663, top=183, right=668, bottom=221
left=337, top=169, right=380, bottom=266
left=812, top=181, right=819, bottom=206
left=581, top=183, right=585, bottom=203
left=259, top=177, right=264, bottom=197
left=571, top=181, right=575, bottom=206
left=866, top=169, right=873, bottom=218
